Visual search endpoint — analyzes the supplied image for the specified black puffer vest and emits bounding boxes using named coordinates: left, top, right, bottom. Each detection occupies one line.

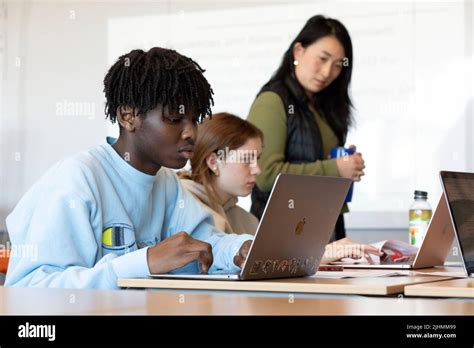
left=250, top=76, right=333, bottom=220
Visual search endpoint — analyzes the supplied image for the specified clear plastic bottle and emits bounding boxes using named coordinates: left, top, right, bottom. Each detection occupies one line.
left=409, top=190, right=432, bottom=247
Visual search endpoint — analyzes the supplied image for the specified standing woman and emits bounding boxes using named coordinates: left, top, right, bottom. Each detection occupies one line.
left=248, top=15, right=365, bottom=240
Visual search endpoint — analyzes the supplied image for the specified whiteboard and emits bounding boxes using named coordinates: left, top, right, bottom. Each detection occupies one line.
left=107, top=0, right=473, bottom=228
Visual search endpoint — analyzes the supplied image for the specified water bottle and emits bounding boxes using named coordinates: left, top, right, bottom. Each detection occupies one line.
left=409, top=190, right=432, bottom=247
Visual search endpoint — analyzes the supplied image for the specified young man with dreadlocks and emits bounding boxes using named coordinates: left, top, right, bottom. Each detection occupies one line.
left=5, top=47, right=253, bottom=289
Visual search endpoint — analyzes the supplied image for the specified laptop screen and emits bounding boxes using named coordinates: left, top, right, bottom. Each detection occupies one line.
left=440, top=171, right=474, bottom=275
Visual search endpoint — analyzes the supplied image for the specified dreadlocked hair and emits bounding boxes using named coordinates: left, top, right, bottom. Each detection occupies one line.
left=103, top=47, right=214, bottom=124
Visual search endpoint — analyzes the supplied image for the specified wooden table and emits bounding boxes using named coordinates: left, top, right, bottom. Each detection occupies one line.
left=405, top=278, right=474, bottom=298
left=1, top=286, right=474, bottom=315
left=118, top=274, right=451, bottom=295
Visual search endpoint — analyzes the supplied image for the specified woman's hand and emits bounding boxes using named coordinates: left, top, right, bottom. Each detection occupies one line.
left=321, top=238, right=383, bottom=264
left=335, top=144, right=365, bottom=182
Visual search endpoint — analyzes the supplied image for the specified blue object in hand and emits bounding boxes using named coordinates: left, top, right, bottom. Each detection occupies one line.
left=330, top=146, right=355, bottom=203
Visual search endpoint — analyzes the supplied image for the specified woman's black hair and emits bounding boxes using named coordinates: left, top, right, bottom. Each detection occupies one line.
left=265, top=15, right=353, bottom=143
left=103, top=47, right=214, bottom=124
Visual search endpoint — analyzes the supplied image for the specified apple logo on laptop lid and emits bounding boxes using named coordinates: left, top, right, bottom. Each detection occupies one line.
left=295, top=218, right=306, bottom=235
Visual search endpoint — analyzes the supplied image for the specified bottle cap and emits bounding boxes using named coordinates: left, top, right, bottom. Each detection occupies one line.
left=414, top=190, right=428, bottom=199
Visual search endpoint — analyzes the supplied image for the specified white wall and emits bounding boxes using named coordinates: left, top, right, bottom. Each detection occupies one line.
left=0, top=0, right=278, bottom=230
left=1, top=1, right=473, bottom=243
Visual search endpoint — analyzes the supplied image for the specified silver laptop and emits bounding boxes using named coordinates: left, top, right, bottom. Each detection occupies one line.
left=340, top=171, right=474, bottom=276
left=339, top=192, right=455, bottom=270
left=440, top=171, right=474, bottom=278
left=151, top=173, right=352, bottom=281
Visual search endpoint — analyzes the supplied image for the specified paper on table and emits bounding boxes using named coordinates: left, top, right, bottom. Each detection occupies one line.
left=314, top=270, right=410, bottom=279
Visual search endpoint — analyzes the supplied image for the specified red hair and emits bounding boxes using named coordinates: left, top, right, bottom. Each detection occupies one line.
left=179, top=112, right=263, bottom=210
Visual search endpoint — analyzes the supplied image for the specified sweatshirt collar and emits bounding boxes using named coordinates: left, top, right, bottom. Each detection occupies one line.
left=222, top=197, right=238, bottom=212
left=102, top=137, right=156, bottom=186
left=181, top=179, right=238, bottom=212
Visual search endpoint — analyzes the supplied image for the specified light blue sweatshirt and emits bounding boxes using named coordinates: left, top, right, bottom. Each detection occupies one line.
left=5, top=138, right=253, bottom=289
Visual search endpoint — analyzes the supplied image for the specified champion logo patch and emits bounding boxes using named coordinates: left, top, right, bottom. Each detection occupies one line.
left=102, top=223, right=136, bottom=252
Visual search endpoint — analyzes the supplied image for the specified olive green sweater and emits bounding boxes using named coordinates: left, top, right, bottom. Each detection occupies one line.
left=248, top=91, right=341, bottom=193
